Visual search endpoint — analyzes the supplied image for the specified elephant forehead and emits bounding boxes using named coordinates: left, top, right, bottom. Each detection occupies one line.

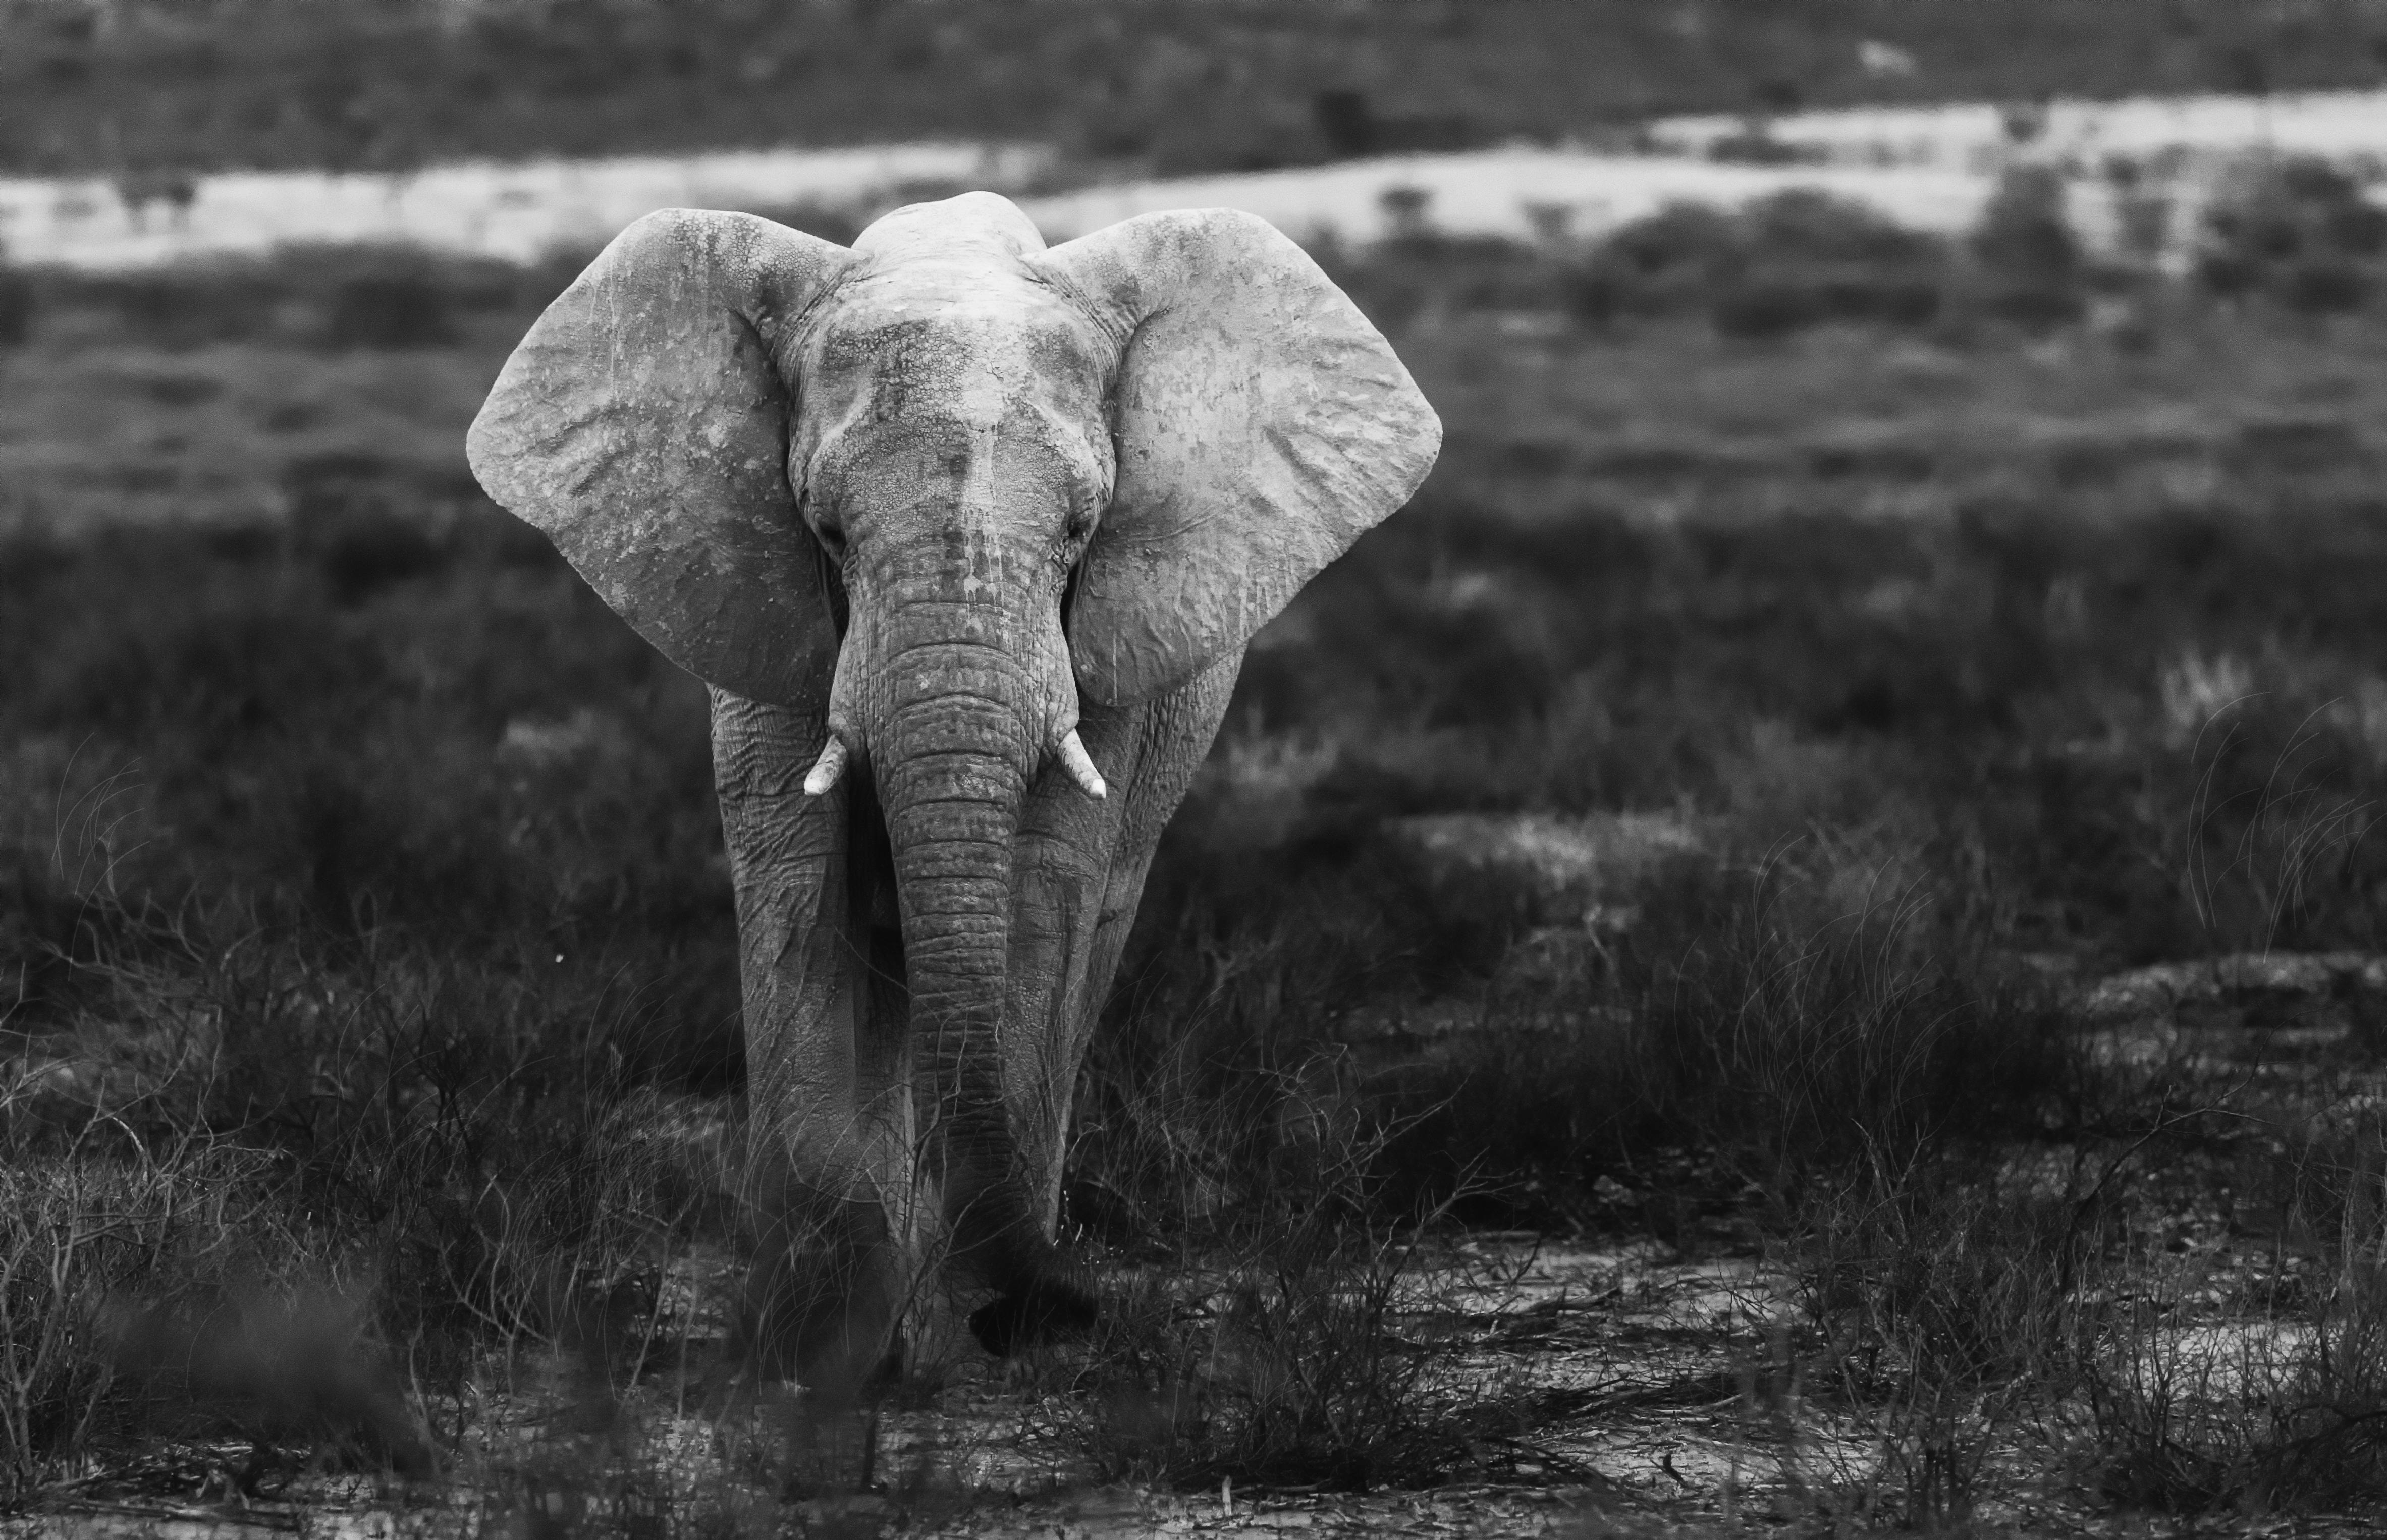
left=808, top=297, right=1108, bottom=424
left=821, top=265, right=1099, bottom=350
left=809, top=391, right=1109, bottom=516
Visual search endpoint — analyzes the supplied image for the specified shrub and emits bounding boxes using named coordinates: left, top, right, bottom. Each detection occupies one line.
left=0, top=857, right=737, bottom=1491
left=1621, top=857, right=2080, bottom=1179
left=2198, top=154, right=2387, bottom=316
left=0, top=1133, right=297, bottom=1501
left=1562, top=201, right=1745, bottom=325
left=31, top=244, right=545, bottom=349
left=284, top=454, right=453, bottom=602
left=325, top=268, right=455, bottom=349
left=2090, top=1107, right=2387, bottom=1512
left=1041, top=1056, right=1536, bottom=1490
left=1776, top=1157, right=2104, bottom=1526
left=74, top=263, right=286, bottom=348
left=1567, top=191, right=1949, bottom=337
left=1331, top=231, right=1561, bottom=329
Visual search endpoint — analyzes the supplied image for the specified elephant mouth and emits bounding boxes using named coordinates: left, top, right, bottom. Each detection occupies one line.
left=842, top=773, right=903, bottom=944
left=817, top=541, right=853, bottom=639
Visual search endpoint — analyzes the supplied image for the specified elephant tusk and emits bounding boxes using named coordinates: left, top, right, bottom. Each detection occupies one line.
left=801, top=735, right=849, bottom=796
left=1057, top=729, right=1106, bottom=800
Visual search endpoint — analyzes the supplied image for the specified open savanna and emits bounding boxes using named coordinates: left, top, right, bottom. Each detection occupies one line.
left=12, top=205, right=2387, bottom=1532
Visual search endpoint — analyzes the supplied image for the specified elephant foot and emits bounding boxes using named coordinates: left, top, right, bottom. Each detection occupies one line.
left=967, top=1277, right=1099, bottom=1357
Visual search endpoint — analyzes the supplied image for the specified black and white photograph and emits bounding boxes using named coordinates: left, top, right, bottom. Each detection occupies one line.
left=11, top=3, right=2387, bottom=1534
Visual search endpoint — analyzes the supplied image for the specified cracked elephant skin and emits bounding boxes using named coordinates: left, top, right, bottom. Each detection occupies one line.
left=466, top=191, right=1440, bottom=1393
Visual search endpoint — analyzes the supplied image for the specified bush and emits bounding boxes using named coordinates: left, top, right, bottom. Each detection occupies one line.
left=1777, top=1158, right=2104, bottom=1526
left=1564, top=201, right=1745, bottom=324
left=1568, top=191, right=1950, bottom=337
left=284, top=453, right=455, bottom=602
left=1046, top=1107, right=1489, bottom=1490
left=32, top=244, right=540, bottom=350
left=71, top=263, right=287, bottom=348
left=0, top=1135, right=299, bottom=1500
left=325, top=269, right=455, bottom=349
left=2198, top=155, right=2387, bottom=316
left=1630, top=870, right=2076, bottom=1178
left=2089, top=1107, right=2387, bottom=1512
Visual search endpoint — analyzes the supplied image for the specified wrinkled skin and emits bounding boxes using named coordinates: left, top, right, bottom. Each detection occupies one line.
left=468, top=193, right=1438, bottom=1396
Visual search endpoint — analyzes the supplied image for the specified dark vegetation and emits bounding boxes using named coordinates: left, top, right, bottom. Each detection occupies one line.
left=10, top=0, right=2387, bottom=178
left=12, top=158, right=2387, bottom=1526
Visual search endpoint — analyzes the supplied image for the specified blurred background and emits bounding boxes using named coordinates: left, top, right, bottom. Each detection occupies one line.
left=16, top=1, right=2387, bottom=1524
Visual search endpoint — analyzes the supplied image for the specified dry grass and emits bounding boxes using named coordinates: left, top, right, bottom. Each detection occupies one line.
left=12, top=206, right=2387, bottom=1526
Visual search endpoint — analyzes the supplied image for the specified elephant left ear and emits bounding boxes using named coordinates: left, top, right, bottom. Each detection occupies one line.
left=1037, top=209, right=1441, bottom=707
left=466, top=209, right=851, bottom=712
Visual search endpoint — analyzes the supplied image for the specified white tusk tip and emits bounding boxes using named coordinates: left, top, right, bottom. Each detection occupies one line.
left=801, top=737, right=848, bottom=796
left=1058, top=730, right=1106, bottom=800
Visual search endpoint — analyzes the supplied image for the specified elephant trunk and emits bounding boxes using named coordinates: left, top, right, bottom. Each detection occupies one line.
left=861, top=638, right=1053, bottom=1296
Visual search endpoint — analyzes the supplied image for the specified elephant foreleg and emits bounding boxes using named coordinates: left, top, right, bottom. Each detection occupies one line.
left=711, top=689, right=904, bottom=1393
left=1004, top=654, right=1243, bottom=1239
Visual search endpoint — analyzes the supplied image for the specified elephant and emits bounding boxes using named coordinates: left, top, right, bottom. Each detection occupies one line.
left=465, top=191, right=1438, bottom=1394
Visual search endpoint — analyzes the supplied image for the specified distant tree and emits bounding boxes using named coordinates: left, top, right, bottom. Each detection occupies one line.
left=1968, top=164, right=2082, bottom=328
left=1378, top=184, right=1433, bottom=241
left=113, top=167, right=196, bottom=232
left=1999, top=99, right=2049, bottom=145
left=2104, top=155, right=2176, bottom=272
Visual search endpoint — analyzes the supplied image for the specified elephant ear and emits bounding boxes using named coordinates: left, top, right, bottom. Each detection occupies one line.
left=1038, top=208, right=1441, bottom=706
left=467, top=209, right=851, bottom=711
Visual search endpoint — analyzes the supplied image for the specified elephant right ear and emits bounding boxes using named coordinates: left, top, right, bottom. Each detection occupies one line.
left=467, top=209, right=852, bottom=712
left=1037, top=209, right=1440, bottom=707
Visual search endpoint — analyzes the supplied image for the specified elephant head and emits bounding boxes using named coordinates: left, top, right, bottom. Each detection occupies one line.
left=467, top=192, right=1438, bottom=1381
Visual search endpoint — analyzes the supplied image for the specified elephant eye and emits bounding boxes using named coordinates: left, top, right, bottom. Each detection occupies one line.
left=801, top=485, right=844, bottom=553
